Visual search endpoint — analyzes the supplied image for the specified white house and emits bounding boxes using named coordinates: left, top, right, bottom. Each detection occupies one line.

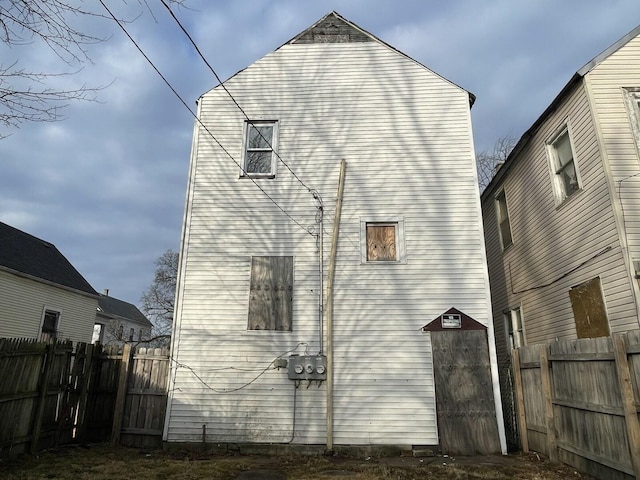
left=93, top=290, right=153, bottom=346
left=164, top=12, right=505, bottom=454
left=0, top=221, right=98, bottom=344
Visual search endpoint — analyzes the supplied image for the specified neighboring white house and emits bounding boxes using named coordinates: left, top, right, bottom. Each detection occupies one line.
left=481, top=24, right=640, bottom=448
left=165, top=12, right=505, bottom=453
left=93, top=290, right=153, bottom=346
left=0, top=221, right=99, bottom=344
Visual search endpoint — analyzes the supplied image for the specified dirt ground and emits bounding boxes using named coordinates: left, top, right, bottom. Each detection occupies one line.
left=0, top=444, right=595, bottom=480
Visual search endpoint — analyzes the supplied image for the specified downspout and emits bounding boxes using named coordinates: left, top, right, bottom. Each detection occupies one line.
left=326, top=159, right=346, bottom=451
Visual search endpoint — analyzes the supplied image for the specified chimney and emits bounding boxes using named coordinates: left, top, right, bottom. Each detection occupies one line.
left=103, top=288, right=109, bottom=296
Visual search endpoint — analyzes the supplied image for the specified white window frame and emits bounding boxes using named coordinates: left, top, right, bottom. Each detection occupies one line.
left=546, top=123, right=581, bottom=204
left=495, top=189, right=513, bottom=250
left=40, top=307, right=61, bottom=342
left=504, top=306, right=524, bottom=350
left=360, top=217, right=406, bottom=264
left=623, top=88, right=640, bottom=155
left=241, top=120, right=278, bottom=178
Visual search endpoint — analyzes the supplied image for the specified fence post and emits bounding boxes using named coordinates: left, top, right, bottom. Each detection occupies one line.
left=30, top=341, right=56, bottom=453
left=511, top=348, right=529, bottom=452
left=612, top=333, right=640, bottom=478
left=111, top=343, right=133, bottom=446
left=539, top=345, right=557, bottom=462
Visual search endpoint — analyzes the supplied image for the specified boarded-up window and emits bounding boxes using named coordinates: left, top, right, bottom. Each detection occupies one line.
left=366, top=224, right=397, bottom=261
left=248, top=256, right=293, bottom=331
left=569, top=277, right=610, bottom=339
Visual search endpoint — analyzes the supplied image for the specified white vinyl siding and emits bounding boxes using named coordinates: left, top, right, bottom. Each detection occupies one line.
left=483, top=79, right=636, bottom=346
left=585, top=33, right=640, bottom=323
left=0, top=269, right=98, bottom=343
left=167, top=41, right=493, bottom=446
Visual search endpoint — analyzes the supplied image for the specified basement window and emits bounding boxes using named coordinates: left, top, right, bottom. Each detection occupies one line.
left=248, top=256, right=293, bottom=331
left=242, top=121, right=278, bottom=177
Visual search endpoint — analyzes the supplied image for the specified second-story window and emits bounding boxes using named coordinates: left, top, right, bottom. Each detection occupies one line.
left=548, top=126, right=580, bottom=203
left=242, top=121, right=278, bottom=177
left=495, top=190, right=512, bottom=249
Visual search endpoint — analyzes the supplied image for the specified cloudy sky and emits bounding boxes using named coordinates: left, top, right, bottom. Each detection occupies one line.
left=2, top=0, right=640, bottom=307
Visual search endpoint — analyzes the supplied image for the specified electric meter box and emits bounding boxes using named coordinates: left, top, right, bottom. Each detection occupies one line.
left=288, top=355, right=327, bottom=380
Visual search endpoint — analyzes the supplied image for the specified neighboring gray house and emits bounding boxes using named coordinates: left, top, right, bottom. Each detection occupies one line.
left=93, top=290, right=153, bottom=345
left=0, top=221, right=99, bottom=343
left=481, top=25, right=640, bottom=445
left=165, top=12, right=505, bottom=453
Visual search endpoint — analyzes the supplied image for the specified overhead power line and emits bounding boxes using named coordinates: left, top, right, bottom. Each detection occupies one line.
left=99, top=0, right=314, bottom=237
left=159, top=0, right=318, bottom=197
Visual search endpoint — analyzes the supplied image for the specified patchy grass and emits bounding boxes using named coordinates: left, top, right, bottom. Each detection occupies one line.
left=0, top=444, right=593, bottom=480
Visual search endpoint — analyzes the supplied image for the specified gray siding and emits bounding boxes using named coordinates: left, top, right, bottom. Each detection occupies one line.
left=0, top=270, right=98, bottom=343
left=483, top=80, right=635, bottom=346
left=167, top=41, right=495, bottom=446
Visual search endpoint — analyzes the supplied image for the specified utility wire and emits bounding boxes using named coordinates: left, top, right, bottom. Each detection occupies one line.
left=160, top=0, right=317, bottom=196
left=99, top=0, right=314, bottom=237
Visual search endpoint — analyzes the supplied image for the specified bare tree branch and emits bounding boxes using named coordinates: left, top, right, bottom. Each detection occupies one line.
left=0, top=0, right=186, bottom=135
left=476, top=134, right=518, bottom=191
left=141, top=249, right=178, bottom=343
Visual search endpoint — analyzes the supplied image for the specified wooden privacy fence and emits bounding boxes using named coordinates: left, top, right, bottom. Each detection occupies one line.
left=0, top=338, right=169, bottom=457
left=512, top=332, right=640, bottom=480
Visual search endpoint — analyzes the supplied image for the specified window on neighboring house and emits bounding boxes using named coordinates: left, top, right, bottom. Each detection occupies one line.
left=504, top=307, right=524, bottom=349
left=569, top=277, right=610, bottom=339
left=117, top=324, right=124, bottom=340
left=129, top=328, right=135, bottom=342
left=547, top=126, right=580, bottom=202
left=242, top=121, right=278, bottom=177
left=248, top=256, right=293, bottom=331
left=41, top=309, right=60, bottom=342
left=138, top=329, right=143, bottom=341
left=623, top=89, right=640, bottom=153
left=495, top=190, right=513, bottom=249
left=360, top=218, right=406, bottom=263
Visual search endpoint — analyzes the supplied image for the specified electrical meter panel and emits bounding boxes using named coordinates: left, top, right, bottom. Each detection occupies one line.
left=287, top=354, right=327, bottom=381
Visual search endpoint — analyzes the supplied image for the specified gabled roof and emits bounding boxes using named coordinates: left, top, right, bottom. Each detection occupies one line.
left=208, top=11, right=475, bottom=106
left=0, top=221, right=97, bottom=296
left=482, top=23, right=640, bottom=199
left=97, top=294, right=152, bottom=328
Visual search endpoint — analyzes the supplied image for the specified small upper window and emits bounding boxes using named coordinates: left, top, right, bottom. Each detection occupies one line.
left=504, top=307, right=524, bottom=349
left=360, top=218, right=406, bottom=263
left=495, top=190, right=512, bottom=249
left=243, top=121, right=278, bottom=177
left=548, top=127, right=580, bottom=203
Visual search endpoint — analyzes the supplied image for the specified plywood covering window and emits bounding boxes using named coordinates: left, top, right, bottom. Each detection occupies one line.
left=248, top=256, right=293, bottom=331
left=242, top=121, right=278, bottom=177
left=569, top=277, right=610, bottom=339
left=360, top=218, right=406, bottom=264
left=547, top=126, right=580, bottom=203
left=495, top=190, right=512, bottom=249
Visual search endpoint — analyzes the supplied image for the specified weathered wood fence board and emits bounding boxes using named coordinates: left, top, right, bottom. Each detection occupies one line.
left=513, top=332, right=640, bottom=480
left=0, top=338, right=169, bottom=458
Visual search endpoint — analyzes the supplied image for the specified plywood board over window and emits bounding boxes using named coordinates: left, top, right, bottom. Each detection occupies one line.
left=248, top=256, right=293, bottom=331
left=366, top=224, right=397, bottom=261
left=569, top=277, right=610, bottom=338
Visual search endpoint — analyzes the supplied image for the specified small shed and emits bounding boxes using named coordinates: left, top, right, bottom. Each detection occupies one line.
left=423, top=308, right=502, bottom=455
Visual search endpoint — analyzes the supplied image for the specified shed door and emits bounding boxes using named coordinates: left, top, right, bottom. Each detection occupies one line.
left=431, top=330, right=501, bottom=455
